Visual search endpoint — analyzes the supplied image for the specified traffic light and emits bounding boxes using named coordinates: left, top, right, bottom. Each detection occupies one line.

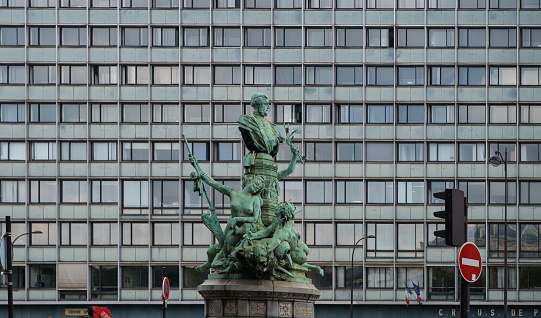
left=433, top=188, right=466, bottom=247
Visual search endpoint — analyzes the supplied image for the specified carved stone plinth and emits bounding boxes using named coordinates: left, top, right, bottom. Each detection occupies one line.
left=198, top=279, right=320, bottom=318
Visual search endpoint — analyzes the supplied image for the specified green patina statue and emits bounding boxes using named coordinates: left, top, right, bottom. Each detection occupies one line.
left=183, top=93, right=322, bottom=283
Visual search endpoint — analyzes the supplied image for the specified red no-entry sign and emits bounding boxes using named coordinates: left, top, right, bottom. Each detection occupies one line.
left=459, top=242, right=482, bottom=283
left=162, top=277, right=170, bottom=300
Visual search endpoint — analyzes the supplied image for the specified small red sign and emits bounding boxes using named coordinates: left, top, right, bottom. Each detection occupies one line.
left=162, top=277, right=170, bottom=300
left=92, top=306, right=113, bottom=318
left=459, top=242, right=482, bottom=283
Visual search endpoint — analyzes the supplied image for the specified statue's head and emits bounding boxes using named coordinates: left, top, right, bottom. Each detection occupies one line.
left=242, top=173, right=265, bottom=194
left=275, top=202, right=296, bottom=221
left=250, top=93, right=270, bottom=117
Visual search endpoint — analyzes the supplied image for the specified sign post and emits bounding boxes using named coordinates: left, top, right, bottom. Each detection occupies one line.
left=162, top=267, right=169, bottom=318
left=458, top=242, right=482, bottom=318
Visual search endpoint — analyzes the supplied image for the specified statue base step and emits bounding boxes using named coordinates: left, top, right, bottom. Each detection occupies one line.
left=198, top=279, right=320, bottom=318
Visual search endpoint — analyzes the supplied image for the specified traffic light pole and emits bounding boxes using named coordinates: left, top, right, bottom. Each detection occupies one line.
left=162, top=267, right=166, bottom=318
left=6, top=216, right=13, bottom=318
left=460, top=199, right=469, bottom=318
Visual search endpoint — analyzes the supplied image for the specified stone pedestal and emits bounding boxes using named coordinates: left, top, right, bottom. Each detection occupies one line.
left=198, top=279, right=320, bottom=318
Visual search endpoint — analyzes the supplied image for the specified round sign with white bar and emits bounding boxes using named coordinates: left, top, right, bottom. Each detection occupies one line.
left=459, top=242, right=482, bottom=283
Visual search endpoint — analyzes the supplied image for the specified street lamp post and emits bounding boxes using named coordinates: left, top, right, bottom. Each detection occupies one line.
left=4, top=216, right=42, bottom=318
left=350, top=235, right=376, bottom=318
left=488, top=149, right=508, bottom=318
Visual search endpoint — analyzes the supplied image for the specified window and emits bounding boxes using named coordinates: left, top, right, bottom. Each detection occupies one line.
left=467, top=223, right=486, bottom=247
left=245, top=0, right=271, bottom=7
left=30, top=264, right=56, bottom=289
left=367, top=66, right=394, bottom=86
left=305, top=142, right=332, bottom=161
left=153, top=180, right=180, bottom=214
left=428, top=143, right=455, bottom=162
left=366, top=267, right=394, bottom=289
left=458, top=143, right=485, bottom=162
left=213, top=103, right=241, bottom=123
left=397, top=224, right=423, bottom=257
left=336, top=181, right=363, bottom=204
left=306, top=0, right=332, bottom=8
left=92, top=66, right=118, bottom=85
left=123, top=181, right=149, bottom=214
left=489, top=67, right=516, bottom=86
left=154, top=223, right=180, bottom=245
left=429, top=105, right=454, bottom=124
left=61, top=223, right=87, bottom=245
left=275, top=66, right=301, bottom=85
left=122, top=223, right=149, bottom=245
left=0, top=142, right=24, bottom=161
left=91, top=27, right=117, bottom=46
left=397, top=181, right=424, bottom=204
left=336, top=223, right=363, bottom=245
left=489, top=28, right=516, bottom=48
left=336, top=66, right=362, bottom=86
left=366, top=143, right=393, bottom=161
left=92, top=0, right=118, bottom=7
left=152, top=266, right=179, bottom=289
left=60, top=65, right=88, bottom=85
left=153, top=66, right=179, bottom=85
left=92, top=180, right=118, bottom=203
left=214, top=142, right=241, bottom=161
left=214, top=27, right=240, bottom=47
left=29, top=27, right=55, bottom=46
left=520, top=267, right=541, bottom=289
left=397, top=28, right=424, bottom=47
left=367, top=181, right=393, bottom=204
left=336, top=28, right=362, bottom=47
left=306, top=266, right=332, bottom=290
left=152, top=27, right=178, bottom=47
left=278, top=180, right=303, bottom=204
left=183, top=142, right=209, bottom=161
left=306, top=28, right=332, bottom=47
left=123, top=104, right=149, bottom=123
left=305, top=66, right=332, bottom=85
left=91, top=266, right=117, bottom=300
left=521, top=143, right=541, bottom=162
left=521, top=105, right=541, bottom=124
left=122, top=266, right=148, bottom=289
left=458, top=181, right=486, bottom=204
left=122, top=142, right=149, bottom=161
left=428, top=181, right=454, bottom=204
left=276, top=0, right=301, bottom=7
left=520, top=182, right=541, bottom=204
left=489, top=181, right=517, bottom=204
left=92, top=104, right=118, bottom=123
left=336, top=0, right=362, bottom=8
left=337, top=104, right=362, bottom=123
left=398, top=0, right=424, bottom=7
left=122, top=66, right=149, bottom=85
left=245, top=66, right=271, bottom=85
left=184, top=66, right=210, bottom=85
left=336, top=142, right=363, bottom=161
left=521, top=67, right=541, bottom=86
left=459, top=0, right=485, bottom=8
left=0, top=65, right=25, bottom=84
left=489, top=105, right=516, bottom=124
left=91, top=223, right=118, bottom=245
left=521, top=28, right=541, bottom=48
left=459, top=105, right=485, bottom=124
left=0, top=180, right=25, bottom=203
left=153, top=103, right=179, bottom=123
left=305, top=223, right=333, bottom=245
left=61, top=104, right=87, bottom=123
left=429, top=67, right=455, bottom=86
left=61, top=180, right=88, bottom=203
left=397, top=143, right=423, bottom=162
left=428, top=0, right=454, bottom=8
left=397, top=105, right=424, bottom=123
left=428, top=223, right=446, bottom=246
left=306, top=181, right=332, bottom=204
left=122, top=0, right=148, bottom=7
left=428, top=267, right=455, bottom=300
left=214, top=66, right=241, bottom=85
left=61, top=27, right=86, bottom=46
left=428, top=28, right=454, bottom=47
left=459, top=28, right=486, bottom=47
left=60, top=142, right=86, bottom=161
left=367, top=28, right=393, bottom=47
left=244, top=28, right=271, bottom=47
left=214, top=0, right=240, bottom=7
left=0, top=27, right=24, bottom=46
left=367, top=104, right=393, bottom=124
left=398, top=67, right=424, bottom=86
left=183, top=0, right=210, bottom=7
left=30, top=223, right=56, bottom=245
left=183, top=266, right=209, bottom=288
left=92, top=142, right=117, bottom=161
left=30, top=66, right=56, bottom=85
left=276, top=142, right=300, bottom=161
left=366, top=223, right=393, bottom=257
left=489, top=267, right=516, bottom=289
left=489, top=223, right=517, bottom=257
left=520, top=224, right=541, bottom=258
left=489, top=0, right=516, bottom=8
left=335, top=266, right=363, bottom=289
left=183, top=27, right=208, bottom=47
left=213, top=179, right=239, bottom=211
left=366, top=0, right=393, bottom=8
left=523, top=0, right=541, bottom=8
left=275, top=104, right=302, bottom=123
left=459, top=67, right=486, bottom=85
left=30, top=180, right=56, bottom=203
left=275, top=28, right=302, bottom=47
left=31, top=142, right=57, bottom=161
left=153, top=142, right=179, bottom=161
left=184, top=104, right=210, bottom=123
left=305, top=104, right=331, bottom=123
left=398, top=268, right=424, bottom=291
left=489, top=143, right=516, bottom=161
left=154, top=0, right=179, bottom=7
left=183, top=223, right=211, bottom=245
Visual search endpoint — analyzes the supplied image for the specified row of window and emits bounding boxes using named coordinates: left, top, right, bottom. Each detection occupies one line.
left=5, top=64, right=541, bottom=86
left=3, top=26, right=540, bottom=48
left=2, top=178, right=541, bottom=206
left=3, top=103, right=541, bottom=125
left=2, top=0, right=539, bottom=10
